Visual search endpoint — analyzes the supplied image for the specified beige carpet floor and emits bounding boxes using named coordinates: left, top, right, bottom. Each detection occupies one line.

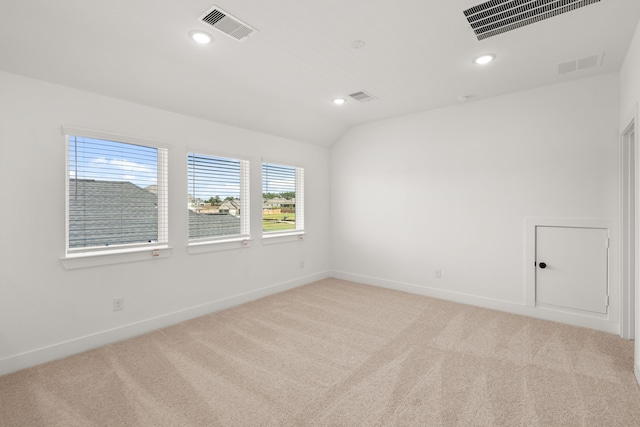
left=1, top=278, right=640, bottom=426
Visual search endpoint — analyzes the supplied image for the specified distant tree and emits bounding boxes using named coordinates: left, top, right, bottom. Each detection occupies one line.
left=207, top=195, right=221, bottom=205
left=262, top=192, right=295, bottom=200
left=224, top=196, right=235, bottom=202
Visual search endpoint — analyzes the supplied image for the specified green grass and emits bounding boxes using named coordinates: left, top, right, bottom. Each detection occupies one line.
left=263, top=213, right=296, bottom=232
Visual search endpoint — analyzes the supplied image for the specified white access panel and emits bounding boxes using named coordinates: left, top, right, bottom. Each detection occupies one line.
left=535, top=226, right=608, bottom=314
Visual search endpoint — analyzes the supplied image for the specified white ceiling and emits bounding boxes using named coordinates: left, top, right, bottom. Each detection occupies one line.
left=1, top=0, right=639, bottom=146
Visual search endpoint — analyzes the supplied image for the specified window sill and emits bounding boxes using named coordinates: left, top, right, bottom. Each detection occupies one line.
left=61, top=246, right=172, bottom=270
left=262, top=231, right=305, bottom=245
left=187, top=237, right=251, bottom=254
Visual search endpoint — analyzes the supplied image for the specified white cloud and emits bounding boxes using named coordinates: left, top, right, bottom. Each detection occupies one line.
left=85, top=157, right=156, bottom=186
left=265, top=179, right=295, bottom=192
left=109, top=159, right=153, bottom=174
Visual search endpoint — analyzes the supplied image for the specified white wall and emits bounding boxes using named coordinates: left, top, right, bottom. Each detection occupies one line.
left=620, top=20, right=640, bottom=384
left=331, top=73, right=620, bottom=330
left=0, top=71, right=331, bottom=374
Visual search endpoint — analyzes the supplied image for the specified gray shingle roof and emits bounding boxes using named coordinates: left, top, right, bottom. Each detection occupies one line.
left=69, top=179, right=158, bottom=248
left=69, top=179, right=243, bottom=248
left=189, top=210, right=241, bottom=239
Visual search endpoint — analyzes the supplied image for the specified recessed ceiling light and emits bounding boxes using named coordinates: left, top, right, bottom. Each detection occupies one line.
left=190, top=31, right=213, bottom=44
left=474, top=54, right=496, bottom=65
left=333, top=98, right=346, bottom=105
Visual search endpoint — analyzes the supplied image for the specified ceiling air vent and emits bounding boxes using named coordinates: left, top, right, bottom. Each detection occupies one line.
left=349, top=91, right=377, bottom=102
left=198, top=6, right=257, bottom=41
left=464, top=0, right=601, bottom=41
left=557, top=53, right=603, bottom=75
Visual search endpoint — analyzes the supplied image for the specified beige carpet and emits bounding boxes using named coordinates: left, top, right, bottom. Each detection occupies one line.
left=1, top=278, right=639, bottom=426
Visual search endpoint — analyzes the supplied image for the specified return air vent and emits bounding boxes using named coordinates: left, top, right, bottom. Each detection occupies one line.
left=198, top=5, right=257, bottom=41
left=557, top=53, right=603, bottom=75
left=349, top=91, right=377, bottom=102
left=464, top=0, right=600, bottom=41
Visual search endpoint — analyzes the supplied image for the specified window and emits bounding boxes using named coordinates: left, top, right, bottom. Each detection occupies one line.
left=65, top=129, right=168, bottom=256
left=262, top=162, right=304, bottom=235
left=188, top=152, right=250, bottom=243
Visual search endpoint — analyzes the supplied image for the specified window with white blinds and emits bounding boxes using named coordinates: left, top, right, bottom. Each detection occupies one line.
left=188, top=152, right=250, bottom=242
left=262, top=162, right=304, bottom=234
left=66, top=132, right=168, bottom=254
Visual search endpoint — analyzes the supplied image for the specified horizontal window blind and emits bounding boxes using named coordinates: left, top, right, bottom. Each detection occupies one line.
left=67, top=135, right=168, bottom=252
left=262, top=163, right=304, bottom=233
left=188, top=153, right=249, bottom=241
left=296, top=166, right=304, bottom=231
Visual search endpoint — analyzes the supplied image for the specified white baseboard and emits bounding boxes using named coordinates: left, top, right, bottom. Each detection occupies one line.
left=635, top=362, right=640, bottom=386
left=332, top=271, right=619, bottom=335
left=0, top=271, right=330, bottom=376
left=1, top=270, right=620, bottom=377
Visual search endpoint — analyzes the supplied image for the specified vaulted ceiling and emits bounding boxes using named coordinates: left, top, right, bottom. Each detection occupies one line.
left=1, top=0, right=639, bottom=146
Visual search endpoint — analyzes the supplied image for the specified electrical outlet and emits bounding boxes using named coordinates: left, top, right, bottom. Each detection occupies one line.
left=113, top=297, right=124, bottom=312
left=300, top=260, right=305, bottom=269
left=435, top=269, right=442, bottom=279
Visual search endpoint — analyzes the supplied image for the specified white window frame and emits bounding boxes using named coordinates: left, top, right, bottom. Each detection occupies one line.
left=187, top=149, right=251, bottom=254
left=262, top=161, right=304, bottom=243
left=61, top=126, right=170, bottom=269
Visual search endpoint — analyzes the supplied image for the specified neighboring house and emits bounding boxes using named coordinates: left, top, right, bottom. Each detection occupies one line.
left=194, top=204, right=219, bottom=214
left=187, top=194, right=199, bottom=211
left=263, top=197, right=295, bottom=214
left=262, top=199, right=280, bottom=214
left=218, top=199, right=241, bottom=215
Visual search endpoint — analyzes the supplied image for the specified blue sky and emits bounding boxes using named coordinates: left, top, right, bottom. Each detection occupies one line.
left=188, top=153, right=241, bottom=200
left=69, top=137, right=296, bottom=200
left=69, top=136, right=158, bottom=189
left=262, top=163, right=295, bottom=195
